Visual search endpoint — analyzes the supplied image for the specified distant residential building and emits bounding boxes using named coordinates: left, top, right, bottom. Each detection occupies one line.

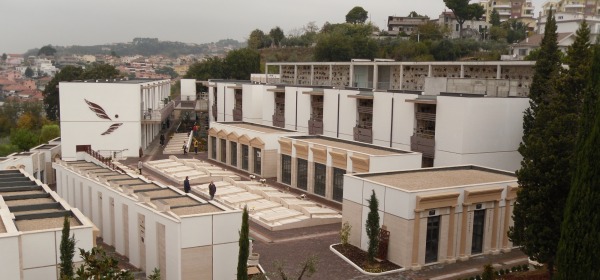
left=506, top=28, right=590, bottom=60
left=437, top=11, right=491, bottom=39
left=481, top=0, right=536, bottom=26
left=537, top=12, right=600, bottom=37
left=387, top=15, right=430, bottom=36
left=542, top=0, right=600, bottom=15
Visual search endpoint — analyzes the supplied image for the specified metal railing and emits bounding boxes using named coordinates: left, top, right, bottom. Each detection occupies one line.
left=83, top=147, right=126, bottom=174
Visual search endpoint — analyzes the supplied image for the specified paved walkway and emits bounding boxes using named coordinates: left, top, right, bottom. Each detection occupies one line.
left=117, top=131, right=528, bottom=280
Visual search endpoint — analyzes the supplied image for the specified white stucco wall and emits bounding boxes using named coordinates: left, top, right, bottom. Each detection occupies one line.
left=261, top=86, right=276, bottom=126
left=372, top=91, right=418, bottom=150
left=242, top=84, right=264, bottom=124
left=180, top=79, right=197, bottom=101
left=435, top=96, right=530, bottom=171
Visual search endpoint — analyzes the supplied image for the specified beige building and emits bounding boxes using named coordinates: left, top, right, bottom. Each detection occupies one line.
left=208, top=122, right=301, bottom=178
left=342, top=165, right=518, bottom=269
left=481, top=0, right=536, bottom=26
left=278, top=135, right=422, bottom=203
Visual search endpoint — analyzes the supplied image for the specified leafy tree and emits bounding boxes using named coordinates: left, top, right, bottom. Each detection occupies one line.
left=0, top=143, right=19, bottom=156
left=237, top=206, right=249, bottom=280
left=147, top=268, right=161, bottom=280
left=504, top=19, right=528, bottom=43
left=59, top=216, right=76, bottom=279
left=75, top=247, right=134, bottom=280
left=270, top=27, right=285, bottom=47
left=365, top=190, right=380, bottom=264
left=25, top=67, right=34, bottom=78
left=408, top=11, right=425, bottom=17
left=80, top=63, right=122, bottom=80
left=155, top=66, right=178, bottom=78
left=272, top=254, right=318, bottom=280
left=38, top=45, right=57, bottom=56
left=481, top=264, right=495, bottom=280
left=17, top=113, right=36, bottom=130
left=248, top=29, right=267, bottom=49
left=1, top=53, right=6, bottom=61
left=490, top=9, right=501, bottom=26
left=490, top=26, right=508, bottom=41
left=10, top=128, right=38, bottom=151
left=508, top=10, right=570, bottom=278
left=43, top=64, right=120, bottom=121
left=413, top=22, right=449, bottom=41
left=443, top=0, right=485, bottom=38
left=224, top=48, right=260, bottom=80
left=555, top=31, right=599, bottom=280
left=314, top=33, right=354, bottom=61
left=346, top=6, right=368, bottom=24
left=39, top=124, right=60, bottom=144
left=43, top=65, right=84, bottom=121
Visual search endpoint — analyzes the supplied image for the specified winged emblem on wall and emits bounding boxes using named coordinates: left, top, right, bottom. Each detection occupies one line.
left=84, top=99, right=123, bottom=135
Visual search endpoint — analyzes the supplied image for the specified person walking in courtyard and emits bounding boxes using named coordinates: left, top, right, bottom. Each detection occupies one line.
left=209, top=181, right=216, bottom=200
left=138, top=160, right=143, bottom=175
left=182, top=141, right=188, bottom=155
left=193, top=139, right=199, bottom=154
left=160, top=134, right=165, bottom=147
left=184, top=176, right=190, bottom=193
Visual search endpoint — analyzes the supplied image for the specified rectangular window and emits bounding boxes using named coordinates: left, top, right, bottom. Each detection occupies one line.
left=281, top=155, right=291, bottom=185
left=253, top=148, right=262, bottom=175
left=220, top=139, right=227, bottom=163
left=210, top=136, right=216, bottom=159
left=425, top=215, right=440, bottom=263
left=230, top=142, right=237, bottom=167
left=332, top=167, right=345, bottom=202
left=296, top=158, right=308, bottom=190
left=471, top=209, right=486, bottom=254
left=313, top=163, right=326, bottom=197
left=241, top=145, right=249, bottom=170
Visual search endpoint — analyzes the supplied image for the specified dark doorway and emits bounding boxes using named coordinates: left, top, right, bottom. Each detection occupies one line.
left=471, top=209, right=486, bottom=254
left=425, top=215, right=440, bottom=263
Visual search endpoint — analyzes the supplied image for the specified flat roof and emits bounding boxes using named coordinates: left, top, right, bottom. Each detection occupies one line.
left=289, top=136, right=412, bottom=156
left=219, top=122, right=296, bottom=134
left=15, top=217, right=81, bottom=231
left=64, top=78, right=167, bottom=84
left=32, top=144, right=58, bottom=150
left=357, top=166, right=516, bottom=191
left=62, top=160, right=225, bottom=217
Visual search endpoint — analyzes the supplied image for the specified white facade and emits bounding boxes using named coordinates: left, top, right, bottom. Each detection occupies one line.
left=53, top=153, right=242, bottom=280
left=342, top=165, right=519, bottom=269
left=59, top=79, right=173, bottom=160
left=180, top=79, right=197, bottom=102
left=0, top=169, right=94, bottom=280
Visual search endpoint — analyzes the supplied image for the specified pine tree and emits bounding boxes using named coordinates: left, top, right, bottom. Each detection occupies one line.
left=365, top=190, right=380, bottom=264
left=555, top=45, right=600, bottom=279
left=561, top=20, right=592, bottom=113
left=59, top=215, right=75, bottom=279
left=237, top=206, right=249, bottom=280
left=508, top=9, right=579, bottom=278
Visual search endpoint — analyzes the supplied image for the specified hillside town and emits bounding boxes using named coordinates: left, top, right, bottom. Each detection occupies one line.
left=1, top=0, right=599, bottom=279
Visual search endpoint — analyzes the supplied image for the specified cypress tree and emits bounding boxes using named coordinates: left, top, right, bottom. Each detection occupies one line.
left=509, top=9, right=581, bottom=278
left=365, top=190, right=380, bottom=264
left=555, top=45, right=600, bottom=279
left=59, top=215, right=75, bottom=279
left=237, top=206, right=249, bottom=280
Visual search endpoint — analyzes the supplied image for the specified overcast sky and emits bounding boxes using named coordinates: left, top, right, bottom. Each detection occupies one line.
left=1, top=0, right=546, bottom=54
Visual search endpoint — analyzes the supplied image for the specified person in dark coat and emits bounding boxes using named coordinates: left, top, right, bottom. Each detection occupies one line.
left=208, top=181, right=216, bottom=200
left=184, top=176, right=191, bottom=193
left=160, top=134, right=165, bottom=147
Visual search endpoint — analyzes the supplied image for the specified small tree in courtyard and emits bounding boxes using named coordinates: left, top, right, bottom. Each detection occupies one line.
left=365, top=190, right=380, bottom=264
left=59, top=215, right=76, bottom=279
left=237, top=206, right=249, bottom=280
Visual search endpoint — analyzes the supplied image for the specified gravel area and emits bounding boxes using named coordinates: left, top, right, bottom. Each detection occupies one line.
left=360, top=169, right=516, bottom=191
left=171, top=204, right=222, bottom=216
left=0, top=190, right=44, bottom=196
left=15, top=217, right=81, bottom=231
left=5, top=197, right=54, bottom=207
left=145, top=189, right=178, bottom=198
left=15, top=208, right=64, bottom=216
left=130, top=184, right=160, bottom=191
left=162, top=197, right=198, bottom=207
